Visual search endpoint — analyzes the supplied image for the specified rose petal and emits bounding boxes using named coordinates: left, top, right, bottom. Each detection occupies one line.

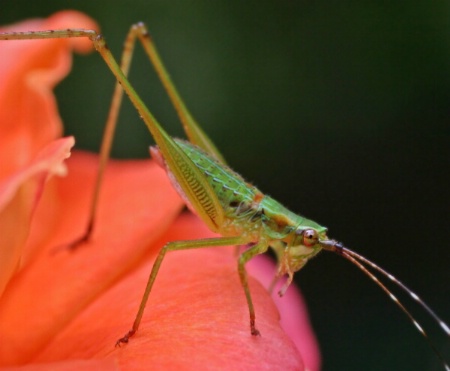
left=0, top=136, right=74, bottom=297
left=0, top=11, right=98, bottom=180
left=248, top=256, right=321, bottom=371
left=0, top=10, right=98, bottom=296
left=0, top=358, right=118, bottom=371
left=0, top=152, right=182, bottom=365
left=34, top=214, right=305, bottom=370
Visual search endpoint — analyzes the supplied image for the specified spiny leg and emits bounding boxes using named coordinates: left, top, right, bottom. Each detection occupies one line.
left=129, top=23, right=225, bottom=163
left=64, top=23, right=214, bottom=248
left=76, top=26, right=140, bottom=248
left=86, top=23, right=222, bottom=249
left=238, top=241, right=269, bottom=336
left=116, top=235, right=249, bottom=346
left=66, top=31, right=226, bottom=233
left=67, top=29, right=138, bottom=248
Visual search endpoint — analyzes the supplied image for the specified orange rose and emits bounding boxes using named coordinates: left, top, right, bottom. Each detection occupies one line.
left=0, top=11, right=320, bottom=370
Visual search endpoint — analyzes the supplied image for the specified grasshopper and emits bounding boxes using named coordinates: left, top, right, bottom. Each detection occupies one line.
left=1, top=21, right=448, bottom=369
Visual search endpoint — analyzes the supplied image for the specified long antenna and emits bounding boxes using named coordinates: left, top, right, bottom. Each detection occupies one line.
left=322, top=241, right=449, bottom=370
left=341, top=245, right=450, bottom=337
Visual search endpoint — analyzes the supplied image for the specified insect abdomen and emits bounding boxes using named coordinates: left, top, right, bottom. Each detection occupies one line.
left=175, top=140, right=263, bottom=219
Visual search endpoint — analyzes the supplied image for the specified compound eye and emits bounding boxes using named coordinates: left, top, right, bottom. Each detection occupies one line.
left=303, top=229, right=319, bottom=247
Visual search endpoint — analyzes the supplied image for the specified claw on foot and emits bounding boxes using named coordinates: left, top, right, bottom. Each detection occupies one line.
left=250, top=319, right=261, bottom=336
left=52, top=220, right=94, bottom=254
left=67, top=234, right=91, bottom=250
left=50, top=234, right=91, bottom=255
left=115, top=329, right=135, bottom=347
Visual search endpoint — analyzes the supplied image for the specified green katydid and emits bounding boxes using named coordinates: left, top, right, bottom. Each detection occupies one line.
left=1, top=22, right=449, bottom=369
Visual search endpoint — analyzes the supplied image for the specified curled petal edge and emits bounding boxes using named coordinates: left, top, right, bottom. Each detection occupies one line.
left=0, top=136, right=75, bottom=297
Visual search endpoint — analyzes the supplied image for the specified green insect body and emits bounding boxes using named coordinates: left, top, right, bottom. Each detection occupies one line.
left=1, top=22, right=448, bottom=368
left=154, top=138, right=327, bottom=280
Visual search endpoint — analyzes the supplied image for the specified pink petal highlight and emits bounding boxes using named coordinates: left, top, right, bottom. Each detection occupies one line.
left=248, top=256, right=321, bottom=371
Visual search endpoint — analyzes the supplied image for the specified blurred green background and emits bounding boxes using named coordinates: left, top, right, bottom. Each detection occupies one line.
left=3, top=1, right=449, bottom=370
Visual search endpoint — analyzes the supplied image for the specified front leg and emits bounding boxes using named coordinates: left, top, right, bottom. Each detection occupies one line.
left=116, top=235, right=249, bottom=346
left=237, top=241, right=269, bottom=336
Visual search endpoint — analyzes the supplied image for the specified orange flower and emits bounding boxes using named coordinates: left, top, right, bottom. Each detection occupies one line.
left=0, top=11, right=320, bottom=370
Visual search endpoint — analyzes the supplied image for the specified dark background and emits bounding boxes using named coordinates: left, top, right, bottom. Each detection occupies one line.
left=3, top=2, right=449, bottom=370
